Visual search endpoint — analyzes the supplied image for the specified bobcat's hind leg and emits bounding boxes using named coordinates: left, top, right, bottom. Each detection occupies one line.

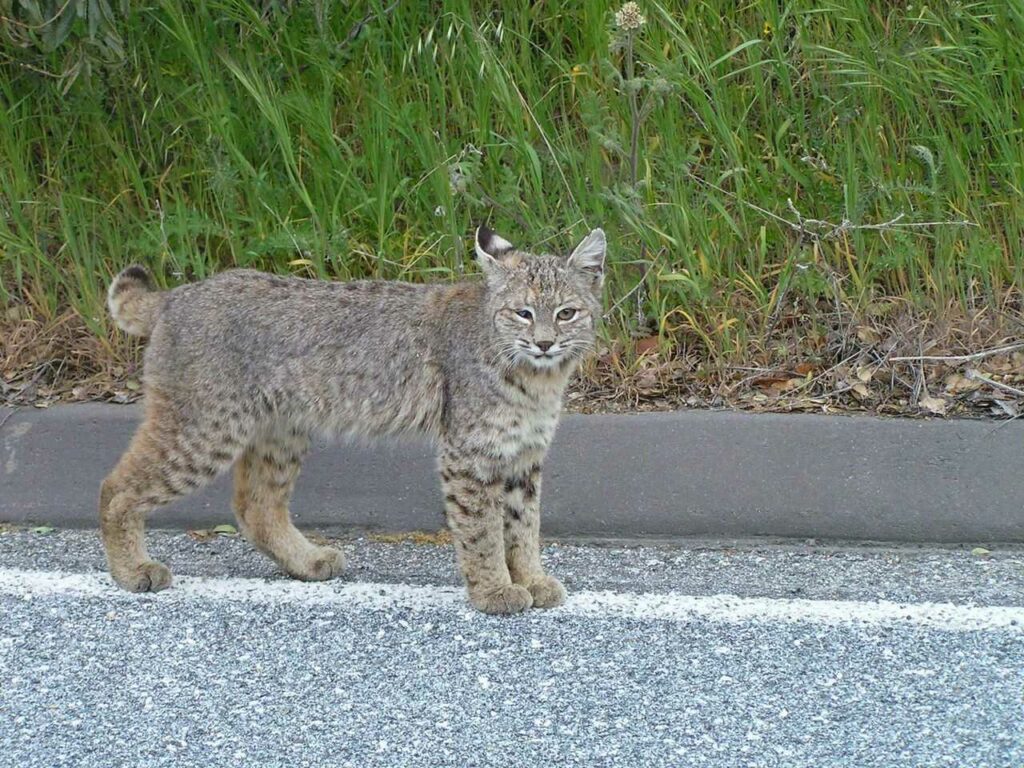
left=233, top=427, right=345, bottom=581
left=100, top=390, right=246, bottom=593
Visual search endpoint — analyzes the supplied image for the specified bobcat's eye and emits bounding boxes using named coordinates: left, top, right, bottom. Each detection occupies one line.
left=515, top=309, right=534, bottom=321
left=556, top=307, right=577, bottom=322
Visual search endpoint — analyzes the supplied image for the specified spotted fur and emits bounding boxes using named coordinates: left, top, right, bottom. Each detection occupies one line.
left=99, top=227, right=606, bottom=613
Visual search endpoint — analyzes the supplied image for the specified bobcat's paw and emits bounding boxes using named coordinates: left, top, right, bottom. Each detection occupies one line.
left=526, top=574, right=566, bottom=609
left=288, top=546, right=346, bottom=581
left=111, top=560, right=173, bottom=593
left=469, top=584, right=534, bottom=615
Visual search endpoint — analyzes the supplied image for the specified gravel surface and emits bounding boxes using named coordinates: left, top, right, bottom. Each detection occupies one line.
left=1, top=529, right=1022, bottom=767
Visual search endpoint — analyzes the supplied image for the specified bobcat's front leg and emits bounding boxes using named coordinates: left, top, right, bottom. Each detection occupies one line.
left=502, top=461, right=566, bottom=608
left=440, top=452, right=533, bottom=615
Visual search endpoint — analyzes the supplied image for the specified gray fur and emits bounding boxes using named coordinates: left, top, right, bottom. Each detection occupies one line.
left=99, top=228, right=606, bottom=614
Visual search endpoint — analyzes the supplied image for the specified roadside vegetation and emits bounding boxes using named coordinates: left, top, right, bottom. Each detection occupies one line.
left=1, top=1, right=1021, bottom=416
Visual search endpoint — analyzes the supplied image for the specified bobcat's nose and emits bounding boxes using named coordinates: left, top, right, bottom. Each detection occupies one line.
left=535, top=340, right=554, bottom=352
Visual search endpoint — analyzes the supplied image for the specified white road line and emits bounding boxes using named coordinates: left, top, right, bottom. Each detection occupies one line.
left=0, top=567, right=1021, bottom=632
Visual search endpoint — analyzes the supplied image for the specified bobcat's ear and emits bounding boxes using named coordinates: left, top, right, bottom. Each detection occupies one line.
left=567, top=228, right=606, bottom=287
left=475, top=225, right=516, bottom=277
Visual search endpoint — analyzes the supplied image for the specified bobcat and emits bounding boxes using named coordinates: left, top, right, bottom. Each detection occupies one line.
left=100, top=226, right=606, bottom=614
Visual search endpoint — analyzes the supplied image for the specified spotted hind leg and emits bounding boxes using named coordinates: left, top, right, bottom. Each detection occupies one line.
left=100, top=390, right=247, bottom=593
left=233, top=428, right=345, bottom=581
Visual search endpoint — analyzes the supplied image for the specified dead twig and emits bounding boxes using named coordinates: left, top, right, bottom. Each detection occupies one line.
left=966, top=369, right=1024, bottom=398
left=784, top=199, right=976, bottom=243
left=684, top=170, right=976, bottom=243
left=603, top=254, right=656, bottom=320
left=984, top=405, right=1023, bottom=434
left=889, top=341, right=1024, bottom=364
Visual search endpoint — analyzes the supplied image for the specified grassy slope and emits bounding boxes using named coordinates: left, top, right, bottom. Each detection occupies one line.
left=1, top=1, right=1022, bottom=410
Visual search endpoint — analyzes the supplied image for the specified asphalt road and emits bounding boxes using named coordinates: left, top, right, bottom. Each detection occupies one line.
left=1, top=529, right=1022, bottom=767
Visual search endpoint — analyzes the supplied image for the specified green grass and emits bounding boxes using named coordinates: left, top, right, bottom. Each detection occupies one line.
left=1, top=1, right=1021, bottom=371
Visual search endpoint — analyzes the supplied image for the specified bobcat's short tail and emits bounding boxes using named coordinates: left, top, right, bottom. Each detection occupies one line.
left=107, top=265, right=164, bottom=337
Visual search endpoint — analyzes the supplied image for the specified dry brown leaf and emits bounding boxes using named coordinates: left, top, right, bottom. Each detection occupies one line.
left=634, top=336, right=660, bottom=357
left=856, top=326, right=881, bottom=344
left=918, top=394, right=948, bottom=415
left=769, top=377, right=805, bottom=393
left=944, top=373, right=982, bottom=394
left=753, top=374, right=790, bottom=390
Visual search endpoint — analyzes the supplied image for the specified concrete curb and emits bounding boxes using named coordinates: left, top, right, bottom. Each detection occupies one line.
left=2, top=404, right=1022, bottom=542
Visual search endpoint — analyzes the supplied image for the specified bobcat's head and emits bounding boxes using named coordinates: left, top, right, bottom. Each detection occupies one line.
left=476, top=226, right=606, bottom=372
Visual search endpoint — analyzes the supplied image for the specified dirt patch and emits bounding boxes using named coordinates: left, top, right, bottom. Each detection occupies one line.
left=369, top=530, right=453, bottom=546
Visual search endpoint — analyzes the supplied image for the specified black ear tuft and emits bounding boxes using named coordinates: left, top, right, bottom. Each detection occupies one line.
left=477, top=225, right=497, bottom=253
left=475, top=225, right=514, bottom=260
left=121, top=264, right=152, bottom=284
left=114, top=264, right=154, bottom=293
